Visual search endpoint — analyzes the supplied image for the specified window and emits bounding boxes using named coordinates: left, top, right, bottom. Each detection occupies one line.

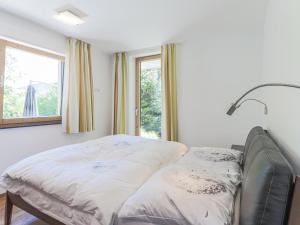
left=0, top=39, right=64, bottom=128
left=135, top=55, right=162, bottom=139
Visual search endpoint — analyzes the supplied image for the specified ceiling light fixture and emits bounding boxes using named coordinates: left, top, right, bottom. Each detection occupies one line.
left=53, top=10, right=85, bottom=26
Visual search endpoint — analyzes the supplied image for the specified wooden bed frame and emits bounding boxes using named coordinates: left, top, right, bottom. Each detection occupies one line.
left=5, top=191, right=64, bottom=225
left=288, top=176, right=300, bottom=225
left=4, top=176, right=300, bottom=225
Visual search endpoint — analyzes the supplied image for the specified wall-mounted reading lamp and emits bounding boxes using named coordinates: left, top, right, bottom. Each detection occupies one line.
left=227, top=83, right=300, bottom=116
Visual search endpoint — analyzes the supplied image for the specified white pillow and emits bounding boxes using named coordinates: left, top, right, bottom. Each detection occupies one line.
left=186, top=147, right=243, bottom=164
left=177, top=147, right=243, bottom=180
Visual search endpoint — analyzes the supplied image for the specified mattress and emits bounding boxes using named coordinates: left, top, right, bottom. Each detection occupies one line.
left=0, top=135, right=187, bottom=225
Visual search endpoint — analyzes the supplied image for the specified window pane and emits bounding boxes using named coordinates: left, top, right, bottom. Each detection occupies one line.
left=140, top=58, right=162, bottom=139
left=3, top=47, right=62, bottom=119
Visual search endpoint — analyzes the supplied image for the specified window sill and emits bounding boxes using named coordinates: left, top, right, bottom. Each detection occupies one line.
left=0, top=117, right=62, bottom=129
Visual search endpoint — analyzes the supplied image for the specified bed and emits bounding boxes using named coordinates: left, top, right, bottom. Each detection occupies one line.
left=1, top=128, right=300, bottom=225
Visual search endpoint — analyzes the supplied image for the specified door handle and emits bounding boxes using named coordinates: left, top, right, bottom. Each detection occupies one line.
left=135, top=108, right=139, bottom=116
left=0, top=75, right=4, bottom=88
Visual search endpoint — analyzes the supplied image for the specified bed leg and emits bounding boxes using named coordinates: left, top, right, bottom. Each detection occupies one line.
left=4, top=192, right=13, bottom=225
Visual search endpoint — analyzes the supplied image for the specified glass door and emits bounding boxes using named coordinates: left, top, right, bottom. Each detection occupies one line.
left=135, top=55, right=162, bottom=139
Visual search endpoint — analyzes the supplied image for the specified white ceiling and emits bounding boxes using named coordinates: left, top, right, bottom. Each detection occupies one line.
left=0, top=0, right=268, bottom=53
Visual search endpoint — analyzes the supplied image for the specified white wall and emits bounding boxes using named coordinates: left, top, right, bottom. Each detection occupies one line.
left=176, top=29, right=265, bottom=148
left=126, top=32, right=265, bottom=147
left=0, top=11, right=112, bottom=191
left=262, top=0, right=300, bottom=172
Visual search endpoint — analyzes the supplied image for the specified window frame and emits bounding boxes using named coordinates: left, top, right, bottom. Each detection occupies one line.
left=0, top=39, right=64, bottom=128
left=135, top=54, right=161, bottom=136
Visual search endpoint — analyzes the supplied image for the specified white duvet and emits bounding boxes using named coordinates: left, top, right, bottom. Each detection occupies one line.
left=116, top=147, right=242, bottom=225
left=0, top=135, right=187, bottom=225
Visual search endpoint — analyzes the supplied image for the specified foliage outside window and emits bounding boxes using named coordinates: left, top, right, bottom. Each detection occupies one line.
left=0, top=39, right=64, bottom=128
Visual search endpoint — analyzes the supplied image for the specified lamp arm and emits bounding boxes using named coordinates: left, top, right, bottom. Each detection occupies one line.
left=231, top=83, right=300, bottom=107
left=227, top=83, right=300, bottom=115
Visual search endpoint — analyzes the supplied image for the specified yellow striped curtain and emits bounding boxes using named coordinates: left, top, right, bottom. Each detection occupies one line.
left=63, top=38, right=94, bottom=134
left=161, top=44, right=178, bottom=141
left=113, top=53, right=128, bottom=134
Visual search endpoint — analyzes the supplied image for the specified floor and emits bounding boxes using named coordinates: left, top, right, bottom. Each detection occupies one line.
left=0, top=194, right=46, bottom=225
